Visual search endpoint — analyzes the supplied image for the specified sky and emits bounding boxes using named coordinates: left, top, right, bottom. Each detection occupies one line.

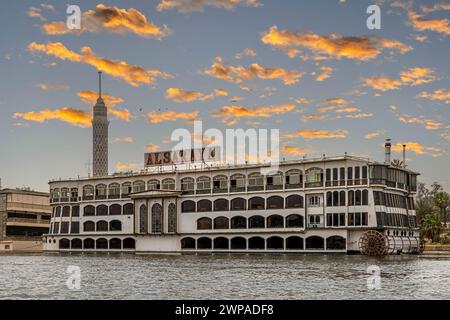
left=0, top=0, right=449, bottom=192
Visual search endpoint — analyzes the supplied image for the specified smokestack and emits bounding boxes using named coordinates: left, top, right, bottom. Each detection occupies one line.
left=402, top=144, right=406, bottom=168
left=384, top=139, right=391, bottom=165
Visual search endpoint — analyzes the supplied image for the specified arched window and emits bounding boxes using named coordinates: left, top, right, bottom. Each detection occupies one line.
left=151, top=203, right=162, bottom=233
left=286, top=195, right=303, bottom=208
left=197, top=217, right=212, bottom=230
left=231, top=198, right=246, bottom=211
left=214, top=217, right=229, bottom=229
left=139, top=204, right=148, bottom=234
left=109, top=204, right=121, bottom=215
left=248, top=197, right=265, bottom=210
left=55, top=206, right=61, bottom=217
left=123, top=203, right=133, bottom=215
left=123, top=238, right=136, bottom=249
left=108, top=183, right=121, bottom=199
left=197, top=199, right=212, bottom=212
left=95, top=184, right=107, bottom=200
left=362, top=190, right=369, bottom=206
left=285, top=169, right=302, bottom=188
left=181, top=200, right=196, bottom=213
left=197, top=237, right=212, bottom=249
left=71, top=238, right=82, bottom=249
left=267, top=215, right=284, bottom=228
left=231, top=237, right=247, bottom=250
left=333, top=191, right=339, bottom=207
left=109, top=220, right=122, bottom=231
left=196, top=176, right=211, bottom=194
left=60, top=188, right=69, bottom=201
left=82, top=185, right=94, bottom=200
left=214, top=199, right=229, bottom=211
left=83, top=221, right=95, bottom=232
left=249, top=215, right=265, bottom=228
left=72, top=205, right=80, bottom=217
left=305, top=236, right=324, bottom=250
left=213, top=175, right=228, bottom=193
left=62, top=206, right=71, bottom=217
left=213, top=237, right=229, bottom=249
left=326, top=192, right=333, bottom=207
left=162, top=178, right=175, bottom=190
left=266, top=172, right=283, bottom=190
left=286, top=236, right=303, bottom=250
left=355, top=190, right=362, bottom=206
left=133, top=181, right=145, bottom=193
left=267, top=196, right=284, bottom=209
left=230, top=174, right=246, bottom=192
left=59, top=239, right=70, bottom=249
left=167, top=203, right=177, bottom=233
left=326, top=236, right=346, bottom=250
left=248, top=237, right=265, bottom=250
left=96, top=204, right=108, bottom=216
left=340, top=191, right=346, bottom=206
left=97, top=220, right=108, bottom=232
left=121, top=182, right=132, bottom=197
left=83, top=205, right=95, bottom=216
left=147, top=179, right=160, bottom=190
left=248, top=173, right=264, bottom=191
left=231, top=216, right=247, bottom=229
left=70, top=188, right=78, bottom=201
left=267, top=236, right=284, bottom=249
left=181, top=237, right=196, bottom=249
left=305, top=168, right=323, bottom=187
left=181, top=177, right=195, bottom=194
left=96, top=238, right=108, bottom=250
left=348, top=190, right=354, bottom=206
left=83, top=238, right=95, bottom=249
left=110, top=238, right=121, bottom=249
left=286, top=214, right=304, bottom=228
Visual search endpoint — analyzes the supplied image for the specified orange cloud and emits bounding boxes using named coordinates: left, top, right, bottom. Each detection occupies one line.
left=213, top=103, right=296, bottom=125
left=302, top=114, right=327, bottom=123
left=13, top=107, right=91, bottom=128
left=345, top=113, right=373, bottom=119
left=295, top=98, right=312, bottom=104
left=147, top=110, right=199, bottom=124
left=417, top=89, right=450, bottom=104
left=399, top=116, right=443, bottom=130
left=115, top=162, right=138, bottom=171
left=314, top=66, right=334, bottom=81
left=421, top=3, right=450, bottom=13
left=392, top=142, right=444, bottom=157
left=285, top=129, right=348, bottom=139
left=261, top=26, right=412, bottom=61
left=282, top=146, right=313, bottom=156
left=408, top=11, right=450, bottom=36
left=36, top=83, right=69, bottom=91
left=365, top=131, right=382, bottom=139
left=235, top=48, right=257, bottom=59
left=145, top=144, right=160, bottom=152
left=363, top=67, right=436, bottom=91
left=165, top=87, right=228, bottom=103
left=156, top=0, right=262, bottom=12
left=112, top=136, right=134, bottom=143
left=43, top=4, right=170, bottom=39
left=77, top=91, right=124, bottom=107
left=202, top=57, right=303, bottom=85
left=28, top=42, right=172, bottom=87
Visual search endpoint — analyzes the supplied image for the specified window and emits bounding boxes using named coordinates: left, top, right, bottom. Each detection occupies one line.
left=249, top=216, right=265, bottom=228
left=213, top=175, right=228, bottom=192
left=70, top=222, right=79, bottom=234
left=123, top=203, right=133, bottom=215
left=133, top=181, right=145, bottom=193
left=308, top=215, right=321, bottom=227
left=362, top=166, right=368, bottom=179
left=306, top=236, right=324, bottom=250
left=340, top=191, right=346, bottom=206
left=108, top=183, right=121, bottom=199
left=285, top=170, right=302, bottom=187
left=122, top=182, right=132, bottom=197
left=308, top=196, right=320, bottom=207
left=305, top=168, right=323, bottom=186
left=95, top=184, right=107, bottom=199
left=97, top=221, right=108, bottom=232
left=83, top=221, right=95, bottom=232
left=197, top=237, right=212, bottom=250
left=83, top=185, right=94, bottom=200
left=326, top=236, right=346, bottom=250
left=148, top=179, right=160, bottom=190
left=197, top=176, right=211, bottom=193
left=181, top=178, right=195, bottom=193
left=286, top=214, right=304, bottom=228
left=214, top=199, right=229, bottom=211
left=214, top=217, right=229, bottom=229
left=266, top=172, right=283, bottom=189
left=286, top=195, right=303, bottom=208
left=197, top=200, right=212, bottom=212
left=72, top=205, right=79, bottom=217
left=327, top=213, right=346, bottom=227
left=249, top=197, right=265, bottom=210
left=62, top=206, right=71, bottom=217
left=197, top=217, right=212, bottom=230
left=162, top=179, right=175, bottom=190
left=139, top=205, right=148, bottom=234
left=60, top=222, right=69, bottom=234
left=267, top=215, right=284, bottom=228
left=181, top=237, right=196, bottom=249
left=151, top=204, right=162, bottom=233
left=168, top=203, right=177, bottom=233
left=248, top=173, right=264, bottom=191
left=362, top=190, right=369, bottom=205
left=110, top=204, right=121, bottom=215
left=348, top=212, right=368, bottom=226
left=110, top=220, right=122, bottom=231
left=214, top=237, right=229, bottom=250
left=83, top=205, right=95, bottom=216
left=70, top=188, right=78, bottom=200
left=355, top=190, right=362, bottom=206
left=347, top=167, right=353, bottom=180
left=267, top=196, right=284, bottom=209
left=286, top=236, right=304, bottom=250
left=231, top=198, right=246, bottom=211
left=231, top=216, right=246, bottom=229
left=96, top=205, right=108, bottom=216
left=230, top=174, right=245, bottom=191
left=181, top=200, right=196, bottom=213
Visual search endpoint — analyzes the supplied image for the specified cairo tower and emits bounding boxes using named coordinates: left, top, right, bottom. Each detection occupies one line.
left=92, top=72, right=109, bottom=177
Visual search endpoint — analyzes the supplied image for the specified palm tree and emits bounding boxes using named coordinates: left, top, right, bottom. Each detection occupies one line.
left=434, top=192, right=450, bottom=224
left=421, top=213, right=443, bottom=243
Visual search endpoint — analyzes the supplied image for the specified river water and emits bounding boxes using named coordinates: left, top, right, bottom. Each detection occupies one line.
left=0, top=254, right=449, bottom=300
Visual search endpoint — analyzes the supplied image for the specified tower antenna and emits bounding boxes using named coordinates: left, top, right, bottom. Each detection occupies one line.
left=98, top=71, right=102, bottom=99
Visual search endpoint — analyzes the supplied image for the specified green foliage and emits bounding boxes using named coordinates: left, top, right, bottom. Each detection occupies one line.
left=421, top=213, right=443, bottom=243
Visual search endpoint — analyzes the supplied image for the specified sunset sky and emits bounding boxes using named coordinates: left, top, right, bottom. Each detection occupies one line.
left=0, top=0, right=449, bottom=192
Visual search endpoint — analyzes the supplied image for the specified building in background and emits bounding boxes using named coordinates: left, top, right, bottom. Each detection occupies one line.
left=0, top=188, right=51, bottom=252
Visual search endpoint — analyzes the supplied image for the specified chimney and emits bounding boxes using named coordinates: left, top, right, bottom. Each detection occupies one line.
left=384, top=139, right=391, bottom=165
left=402, top=144, right=406, bottom=168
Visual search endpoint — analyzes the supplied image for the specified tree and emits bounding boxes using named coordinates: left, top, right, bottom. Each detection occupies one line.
left=434, top=192, right=450, bottom=224
left=421, top=213, right=443, bottom=243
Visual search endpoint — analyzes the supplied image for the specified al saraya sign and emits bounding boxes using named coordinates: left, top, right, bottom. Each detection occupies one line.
left=145, top=147, right=220, bottom=167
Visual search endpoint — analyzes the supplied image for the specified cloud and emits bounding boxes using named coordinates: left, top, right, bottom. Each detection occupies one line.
left=13, top=107, right=92, bottom=128
left=417, top=89, right=450, bottom=104
left=202, top=56, right=304, bottom=86
left=235, top=48, right=257, bottom=59
left=213, top=103, right=296, bottom=125
left=303, top=114, right=327, bottom=123
left=365, top=131, right=382, bottom=139
left=398, top=116, right=443, bottom=130
left=155, top=0, right=262, bottom=13
left=36, top=83, right=69, bottom=91
left=261, top=26, right=412, bottom=61
left=165, top=87, right=228, bottom=103
left=284, top=129, right=348, bottom=139
left=28, top=7, right=46, bottom=21
left=78, top=91, right=132, bottom=121
left=282, top=146, right=312, bottom=156
left=112, top=136, right=134, bottom=143
left=145, top=144, right=160, bottom=152
left=392, top=142, right=444, bottom=157
left=421, top=3, right=450, bottom=13
left=344, top=113, right=373, bottom=119
left=28, top=42, right=172, bottom=87
left=43, top=4, right=171, bottom=39
left=408, top=11, right=450, bottom=36
left=115, top=162, right=138, bottom=171
left=363, top=67, right=436, bottom=91
left=314, top=66, right=334, bottom=81
left=147, top=110, right=199, bottom=123
left=294, top=98, right=312, bottom=104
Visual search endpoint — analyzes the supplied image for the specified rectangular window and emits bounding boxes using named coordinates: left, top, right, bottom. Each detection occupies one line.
left=70, top=222, right=80, bottom=234
left=60, top=222, right=69, bottom=234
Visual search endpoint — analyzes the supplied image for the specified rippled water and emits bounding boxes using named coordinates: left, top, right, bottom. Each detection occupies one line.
left=0, top=253, right=449, bottom=300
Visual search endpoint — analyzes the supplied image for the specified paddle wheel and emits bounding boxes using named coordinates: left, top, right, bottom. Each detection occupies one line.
left=358, top=230, right=389, bottom=256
